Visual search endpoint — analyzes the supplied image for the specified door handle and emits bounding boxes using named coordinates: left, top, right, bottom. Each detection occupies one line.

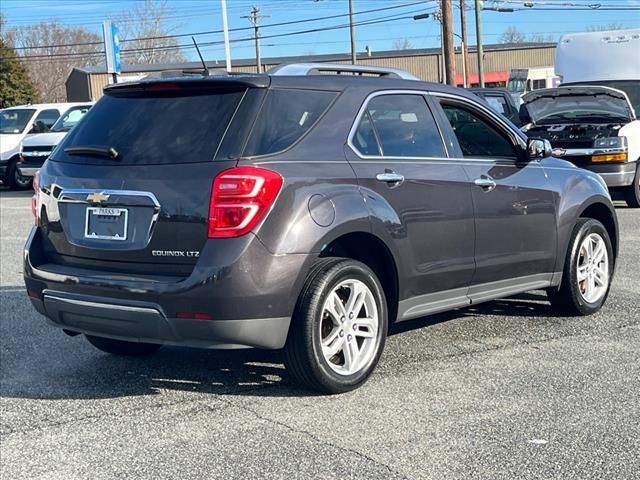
left=474, top=177, right=497, bottom=191
left=376, top=172, right=405, bottom=184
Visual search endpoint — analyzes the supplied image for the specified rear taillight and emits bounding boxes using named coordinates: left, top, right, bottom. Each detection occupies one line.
left=208, top=166, right=283, bottom=238
left=31, top=170, right=40, bottom=225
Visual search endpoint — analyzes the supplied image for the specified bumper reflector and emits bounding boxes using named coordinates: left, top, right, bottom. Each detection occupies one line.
left=176, top=312, right=213, bottom=321
left=591, top=153, right=627, bottom=163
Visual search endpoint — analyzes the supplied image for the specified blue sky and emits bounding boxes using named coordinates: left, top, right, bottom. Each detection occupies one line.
left=2, top=0, right=639, bottom=61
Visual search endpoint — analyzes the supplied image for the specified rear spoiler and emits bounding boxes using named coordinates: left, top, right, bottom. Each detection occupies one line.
left=104, top=74, right=270, bottom=94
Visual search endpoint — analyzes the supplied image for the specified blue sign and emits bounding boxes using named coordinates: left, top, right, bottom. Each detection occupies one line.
left=103, top=21, right=121, bottom=75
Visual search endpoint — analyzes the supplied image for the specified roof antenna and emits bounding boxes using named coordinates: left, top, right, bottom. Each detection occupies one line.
left=192, top=36, right=210, bottom=76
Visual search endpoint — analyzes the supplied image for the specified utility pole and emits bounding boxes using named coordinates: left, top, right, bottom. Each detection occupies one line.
left=220, top=0, right=231, bottom=71
left=431, top=10, right=445, bottom=84
left=474, top=0, right=485, bottom=87
left=459, top=0, right=470, bottom=87
left=441, top=0, right=456, bottom=86
left=242, top=6, right=269, bottom=73
left=348, top=0, right=357, bottom=64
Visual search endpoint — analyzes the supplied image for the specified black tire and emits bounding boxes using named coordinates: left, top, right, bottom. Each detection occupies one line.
left=86, top=335, right=162, bottom=356
left=283, top=258, right=388, bottom=394
left=548, top=218, right=614, bottom=316
left=623, top=163, right=640, bottom=208
left=6, top=159, right=33, bottom=190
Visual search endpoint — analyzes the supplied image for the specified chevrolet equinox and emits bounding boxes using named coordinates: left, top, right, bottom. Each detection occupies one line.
left=24, top=64, right=619, bottom=393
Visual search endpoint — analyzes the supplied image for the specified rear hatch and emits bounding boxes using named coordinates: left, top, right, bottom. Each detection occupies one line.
left=37, top=77, right=267, bottom=274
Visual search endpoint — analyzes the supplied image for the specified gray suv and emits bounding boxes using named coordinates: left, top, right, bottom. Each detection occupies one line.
left=24, top=64, right=618, bottom=393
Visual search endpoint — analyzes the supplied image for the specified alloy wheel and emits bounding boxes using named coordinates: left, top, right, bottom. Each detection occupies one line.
left=319, top=279, right=380, bottom=376
left=576, top=233, right=609, bottom=303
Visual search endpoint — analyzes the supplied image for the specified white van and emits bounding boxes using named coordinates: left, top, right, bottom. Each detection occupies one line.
left=0, top=103, right=82, bottom=189
left=506, top=66, right=559, bottom=104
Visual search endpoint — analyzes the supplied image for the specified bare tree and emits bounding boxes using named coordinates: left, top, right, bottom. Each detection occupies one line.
left=587, top=23, right=628, bottom=32
left=7, top=22, right=102, bottom=102
left=392, top=39, right=414, bottom=50
left=527, top=33, right=555, bottom=43
left=499, top=26, right=554, bottom=44
left=499, top=26, right=526, bottom=44
left=113, top=0, right=187, bottom=64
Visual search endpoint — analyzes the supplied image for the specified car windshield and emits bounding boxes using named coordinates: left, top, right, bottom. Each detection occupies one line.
left=50, top=105, right=92, bottom=133
left=524, top=92, right=632, bottom=124
left=0, top=109, right=35, bottom=134
left=507, top=79, right=526, bottom=92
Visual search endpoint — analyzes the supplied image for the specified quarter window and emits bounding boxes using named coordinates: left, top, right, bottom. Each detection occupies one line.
left=440, top=103, right=518, bottom=159
left=244, top=89, right=337, bottom=156
left=353, top=94, right=445, bottom=158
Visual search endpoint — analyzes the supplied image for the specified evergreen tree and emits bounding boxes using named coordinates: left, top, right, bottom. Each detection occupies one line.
left=0, top=39, right=39, bottom=108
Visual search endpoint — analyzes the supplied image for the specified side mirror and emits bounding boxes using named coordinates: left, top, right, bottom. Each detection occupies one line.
left=29, top=121, right=47, bottom=134
left=527, top=138, right=553, bottom=160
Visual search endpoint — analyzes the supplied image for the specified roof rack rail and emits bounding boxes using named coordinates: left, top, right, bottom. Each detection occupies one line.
left=267, top=62, right=419, bottom=80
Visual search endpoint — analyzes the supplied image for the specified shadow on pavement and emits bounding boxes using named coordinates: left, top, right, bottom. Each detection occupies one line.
left=0, top=287, right=556, bottom=401
left=0, top=186, right=32, bottom=198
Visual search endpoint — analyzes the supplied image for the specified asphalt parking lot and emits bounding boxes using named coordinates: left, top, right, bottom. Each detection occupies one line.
left=0, top=186, right=638, bottom=480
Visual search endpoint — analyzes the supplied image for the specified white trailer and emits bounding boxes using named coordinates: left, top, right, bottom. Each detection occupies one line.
left=555, top=29, right=640, bottom=84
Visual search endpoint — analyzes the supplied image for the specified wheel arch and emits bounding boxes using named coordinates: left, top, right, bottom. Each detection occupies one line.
left=318, top=231, right=400, bottom=323
left=577, top=198, right=619, bottom=261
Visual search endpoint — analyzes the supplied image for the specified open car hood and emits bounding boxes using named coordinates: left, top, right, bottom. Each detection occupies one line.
left=521, top=86, right=636, bottom=124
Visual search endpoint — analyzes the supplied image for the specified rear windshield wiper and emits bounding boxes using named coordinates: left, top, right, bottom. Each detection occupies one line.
left=64, top=145, right=119, bottom=160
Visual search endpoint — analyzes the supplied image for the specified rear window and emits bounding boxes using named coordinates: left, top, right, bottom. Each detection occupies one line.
left=52, top=88, right=245, bottom=165
left=243, top=89, right=337, bottom=156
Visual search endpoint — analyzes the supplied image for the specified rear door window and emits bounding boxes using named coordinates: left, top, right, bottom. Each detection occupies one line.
left=352, top=94, right=446, bottom=158
left=52, top=88, right=246, bottom=165
left=243, top=89, right=337, bottom=156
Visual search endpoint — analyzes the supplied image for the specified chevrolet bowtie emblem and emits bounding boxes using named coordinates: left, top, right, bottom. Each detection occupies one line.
left=86, top=192, right=110, bottom=204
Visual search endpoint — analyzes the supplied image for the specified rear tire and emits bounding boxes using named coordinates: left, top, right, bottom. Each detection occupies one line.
left=548, top=218, right=613, bottom=316
left=6, top=159, right=33, bottom=190
left=623, top=163, right=640, bottom=208
left=86, top=335, right=162, bottom=356
left=283, top=258, right=388, bottom=394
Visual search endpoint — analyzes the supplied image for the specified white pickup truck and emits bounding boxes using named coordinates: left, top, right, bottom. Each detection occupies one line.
left=18, top=103, right=93, bottom=182
left=0, top=103, right=82, bottom=189
left=521, top=29, right=640, bottom=207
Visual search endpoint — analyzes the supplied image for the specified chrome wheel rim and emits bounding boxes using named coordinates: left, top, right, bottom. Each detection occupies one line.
left=319, top=279, right=379, bottom=376
left=577, top=233, right=609, bottom=303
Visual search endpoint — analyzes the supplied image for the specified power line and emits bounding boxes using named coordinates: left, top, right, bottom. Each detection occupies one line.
left=5, top=10, right=435, bottom=64
left=9, top=1, right=429, bottom=51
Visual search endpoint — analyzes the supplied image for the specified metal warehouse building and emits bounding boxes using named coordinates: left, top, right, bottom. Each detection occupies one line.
left=65, top=42, right=556, bottom=102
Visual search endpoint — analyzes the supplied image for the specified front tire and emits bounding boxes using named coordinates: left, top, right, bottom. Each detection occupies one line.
left=548, top=218, right=613, bottom=316
left=86, top=335, right=162, bottom=356
left=284, top=258, right=388, bottom=394
left=7, top=159, right=33, bottom=190
left=623, top=163, right=640, bottom=208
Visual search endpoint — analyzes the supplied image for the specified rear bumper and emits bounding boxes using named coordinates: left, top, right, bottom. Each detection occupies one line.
left=30, top=291, right=290, bottom=349
left=0, top=159, right=8, bottom=177
left=24, top=227, right=314, bottom=349
left=17, top=158, right=45, bottom=177
left=17, top=166, right=38, bottom=177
